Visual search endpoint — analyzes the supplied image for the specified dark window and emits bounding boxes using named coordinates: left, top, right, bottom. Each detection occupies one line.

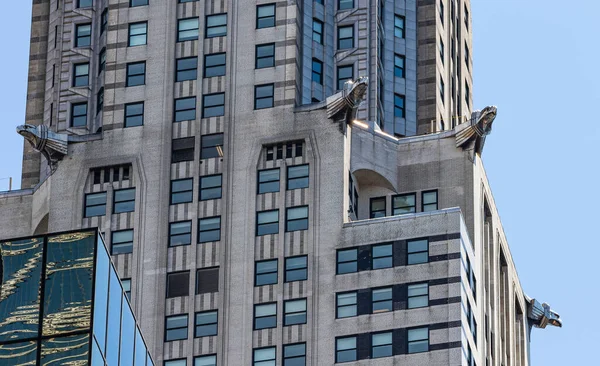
left=338, top=0, right=353, bottom=10
left=465, top=42, right=470, bottom=69
left=256, top=43, right=275, bottom=69
left=283, top=343, right=305, bottom=366
left=204, top=53, right=226, bottom=77
left=126, top=61, right=146, bottom=86
left=78, top=0, right=92, bottom=8
left=255, top=84, right=274, bottom=110
left=201, top=133, right=224, bottom=158
left=439, top=37, right=444, bottom=63
left=372, top=287, right=392, bottom=313
left=337, top=65, right=353, bottom=90
left=253, top=347, right=275, bottom=366
left=258, top=168, right=280, bottom=194
left=422, top=190, right=438, bottom=211
left=178, top=18, right=199, bottom=41
left=200, top=174, right=222, bottom=200
left=465, top=83, right=470, bottom=107
left=84, top=192, right=106, bottom=217
left=122, top=278, right=131, bottom=299
left=75, top=23, right=91, bottom=47
left=101, top=9, right=108, bottom=34
left=312, top=19, right=323, bottom=44
left=128, top=22, right=147, bottom=46
left=254, top=303, right=277, bottom=330
left=169, top=221, right=192, bottom=247
left=394, top=15, right=405, bottom=38
left=176, top=57, right=198, bottom=82
left=464, top=5, right=469, bottom=30
left=284, top=298, right=307, bottom=326
left=172, top=137, right=195, bottom=163
left=170, top=178, right=194, bottom=204
left=257, top=209, right=279, bottom=236
left=336, top=336, right=357, bottom=363
left=336, top=248, right=357, bottom=274
left=370, top=197, right=386, bottom=218
left=96, top=87, right=104, bottom=114
left=392, top=193, right=416, bottom=215
left=166, top=271, right=190, bottom=298
left=394, top=94, right=405, bottom=118
left=408, top=327, right=429, bottom=353
left=124, top=102, right=144, bottom=127
left=311, top=58, right=323, bottom=84
left=287, top=165, right=308, bottom=190
left=394, top=54, right=405, bottom=78
left=174, top=97, right=196, bottom=122
left=336, top=291, right=357, bottom=318
left=371, top=332, right=392, bottom=358
left=99, top=48, right=106, bottom=74
left=165, top=314, right=188, bottom=341
left=194, top=355, right=216, bottom=366
left=195, top=310, right=217, bottom=337
left=255, top=259, right=278, bottom=286
left=198, top=216, right=221, bottom=243
left=407, top=238, right=428, bottom=264
left=257, top=4, right=276, bottom=29
left=206, top=14, right=227, bottom=38
left=111, top=229, right=133, bottom=254
left=286, top=206, right=308, bottom=232
left=372, top=243, right=392, bottom=269
left=114, top=188, right=135, bottom=213
left=73, top=63, right=89, bottom=87
left=130, top=0, right=148, bottom=6
left=203, top=93, right=225, bottom=117
left=337, top=25, right=354, bottom=49
left=285, top=256, right=307, bottom=282
left=196, top=267, right=219, bottom=293
left=408, top=283, right=429, bottom=308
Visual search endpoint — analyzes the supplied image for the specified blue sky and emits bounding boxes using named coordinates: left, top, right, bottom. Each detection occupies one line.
left=0, top=1, right=595, bottom=364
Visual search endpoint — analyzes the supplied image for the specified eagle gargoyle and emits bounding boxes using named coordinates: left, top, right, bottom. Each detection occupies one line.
left=326, top=77, right=369, bottom=127
left=526, top=296, right=562, bottom=329
left=455, top=105, right=498, bottom=155
left=17, top=124, right=68, bottom=171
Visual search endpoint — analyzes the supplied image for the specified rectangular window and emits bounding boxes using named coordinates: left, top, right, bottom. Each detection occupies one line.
left=372, top=243, right=392, bottom=269
left=370, top=197, right=386, bottom=218
left=311, top=58, right=323, bottom=84
left=392, top=193, right=416, bottom=215
left=255, top=84, right=274, bottom=110
left=253, top=347, right=275, bottom=366
left=174, top=97, right=196, bottom=122
left=337, top=25, right=354, bottom=49
left=287, top=165, right=309, bottom=190
left=128, top=22, right=147, bottom=46
left=206, top=14, right=227, bottom=38
left=195, top=310, right=217, bottom=337
left=408, top=283, right=429, bottom=308
left=256, top=43, right=275, bottom=69
left=394, top=15, right=405, bottom=38
left=394, top=94, right=405, bottom=118
left=178, top=18, right=199, bottom=42
left=196, top=267, right=219, bottom=294
left=172, top=137, right=195, bottom=163
left=283, top=343, right=305, bottom=366
left=201, top=133, right=224, bottom=158
left=422, top=190, right=438, bottom=211
left=465, top=42, right=470, bottom=69
left=122, top=278, right=131, bottom=299
left=166, top=271, right=190, bottom=298
left=99, top=48, right=106, bottom=74
left=257, top=210, right=279, bottom=236
left=372, top=287, right=392, bottom=313
left=176, top=57, right=198, bottom=82
left=114, top=188, right=135, bottom=213
left=204, top=53, right=226, bottom=77
left=371, top=332, right=392, bottom=358
left=258, top=168, right=280, bottom=194
left=336, top=336, right=357, bottom=363
left=75, top=23, right=91, bottom=47
left=165, top=360, right=186, bottom=366
left=336, top=291, right=357, bottom=318
left=130, top=0, right=148, bottom=6
left=257, top=4, right=276, bottom=29
left=439, top=37, right=444, bottom=62
left=338, top=0, right=354, bottom=10
left=179, top=0, right=199, bottom=2
left=78, top=0, right=92, bottom=8
left=165, top=314, right=188, bottom=341
left=439, top=0, right=444, bottom=24
left=255, top=259, right=278, bottom=286
left=194, top=355, right=216, bottom=366
left=440, top=77, right=445, bottom=104
left=336, top=248, right=357, bottom=274
left=170, top=178, right=194, bottom=204
left=464, top=5, right=469, bottom=30
left=169, top=221, right=192, bottom=247
left=96, top=87, right=104, bottom=114
left=407, top=238, right=428, bottom=264
left=203, top=93, right=225, bottom=117
left=124, top=102, right=144, bottom=127
left=71, top=102, right=88, bottom=127
left=254, top=303, right=277, bottom=330
left=394, top=54, right=405, bottom=78
left=284, top=256, right=307, bottom=282
left=111, top=229, right=133, bottom=254
left=408, top=327, right=429, bottom=353
left=84, top=191, right=106, bottom=217
left=286, top=206, right=308, bottom=232
left=198, top=216, right=221, bottom=242
left=101, top=9, right=108, bottom=34
left=337, top=65, right=353, bottom=90
left=126, top=61, right=146, bottom=86
left=312, top=19, right=323, bottom=44
left=284, top=299, right=306, bottom=326
left=73, top=63, right=89, bottom=87
left=200, top=174, right=222, bottom=200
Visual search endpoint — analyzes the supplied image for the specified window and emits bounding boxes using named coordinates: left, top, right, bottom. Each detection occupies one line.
left=285, top=256, right=307, bottom=282
left=73, top=63, right=89, bottom=87
left=284, top=299, right=306, bottom=326
left=96, top=87, right=104, bottom=114
left=124, top=102, right=144, bottom=127
left=465, top=83, right=470, bottom=107
left=283, top=343, right=305, bottom=366
left=203, top=93, right=225, bottom=117
left=254, top=303, right=277, bottom=330
left=84, top=192, right=106, bottom=217
left=464, top=5, right=469, bottom=30
left=169, top=221, right=192, bottom=247
left=256, top=43, right=275, bottom=69
left=336, top=248, right=357, bottom=274
left=166, top=271, right=190, bottom=298
left=257, top=4, right=275, bottom=29
left=195, top=311, right=217, bottom=337
left=394, top=15, right=405, bottom=38
left=422, top=190, right=438, bottom=211
left=287, top=165, right=309, bottom=190
left=170, top=178, right=194, bottom=204
left=439, top=37, right=444, bottom=62
left=174, top=97, right=196, bottom=122
left=408, top=283, right=429, bottom=308
left=312, top=19, right=323, bottom=44
left=196, top=267, right=219, bottom=293
left=78, top=0, right=92, bottom=8
left=111, top=229, right=133, bottom=254
left=200, top=175, right=222, bottom=200
left=178, top=18, right=199, bottom=41
left=255, top=84, right=274, bottom=110
left=206, top=14, right=227, bottom=38
left=122, top=278, right=131, bottom=299
left=179, top=0, right=199, bottom=2
left=337, top=65, right=353, bottom=90
left=408, top=327, right=429, bottom=353
left=439, top=0, right=444, bottom=24
left=338, top=0, right=353, bottom=10
left=407, top=238, right=428, bottom=264
left=198, top=216, right=221, bottom=242
left=126, top=62, right=146, bottom=86
left=255, top=259, right=278, bottom=286
left=200, top=133, right=224, bottom=158
left=394, top=94, right=405, bottom=118
left=253, top=347, right=275, bottom=366
left=337, top=25, right=354, bottom=49
left=75, top=24, right=91, bottom=47
left=165, top=314, right=188, bottom=341
left=130, top=0, right=148, bottom=6
left=128, top=22, right=147, bottom=46
left=113, top=188, right=135, bottom=213
left=258, top=168, right=279, bottom=194
left=99, top=48, right=106, bottom=74
left=372, top=287, right=392, bottom=313
left=286, top=206, right=308, bottom=232
left=336, top=291, right=357, bottom=318
left=336, top=336, right=357, bottom=363
left=101, top=9, right=108, bottom=34
left=311, top=58, right=323, bottom=84
left=204, top=53, right=226, bottom=77
left=165, top=360, right=186, bottom=366
left=372, top=243, right=392, bottom=269
left=172, top=137, right=195, bottom=163
left=371, top=332, right=392, bottom=358
left=394, top=54, right=405, bottom=78
left=370, top=197, right=386, bottom=218
left=392, top=193, right=416, bottom=215
left=176, top=57, right=198, bottom=82
left=465, top=42, right=470, bottom=69
left=194, top=355, right=216, bottom=366
left=256, top=210, right=279, bottom=236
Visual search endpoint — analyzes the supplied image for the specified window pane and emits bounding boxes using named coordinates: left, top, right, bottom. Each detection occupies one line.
left=287, top=206, right=308, bottom=220
left=255, top=303, right=276, bottom=317
left=170, top=221, right=192, bottom=246
left=408, top=239, right=428, bottom=253
left=165, top=360, right=186, bottom=366
left=258, top=210, right=278, bottom=224
left=195, top=355, right=216, bottom=366
left=254, top=347, right=275, bottom=362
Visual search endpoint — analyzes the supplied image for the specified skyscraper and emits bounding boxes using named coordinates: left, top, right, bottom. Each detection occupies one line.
left=0, top=1, right=559, bottom=365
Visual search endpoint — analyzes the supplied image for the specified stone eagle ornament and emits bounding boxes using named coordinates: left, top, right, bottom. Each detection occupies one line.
left=455, top=105, right=498, bottom=155
left=326, top=77, right=369, bottom=126
left=17, top=124, right=68, bottom=170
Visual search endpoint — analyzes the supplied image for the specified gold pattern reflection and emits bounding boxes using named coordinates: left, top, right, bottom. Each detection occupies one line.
left=0, top=341, right=37, bottom=365
left=41, top=334, right=89, bottom=366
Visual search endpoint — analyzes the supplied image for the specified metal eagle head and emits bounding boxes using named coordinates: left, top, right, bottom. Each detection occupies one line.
left=477, top=106, right=498, bottom=134
left=16, top=124, right=39, bottom=144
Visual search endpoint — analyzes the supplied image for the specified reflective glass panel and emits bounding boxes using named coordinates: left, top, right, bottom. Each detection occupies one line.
left=119, top=297, right=136, bottom=366
left=93, top=236, right=110, bottom=351
left=0, top=341, right=37, bottom=364
left=105, top=269, right=122, bottom=365
left=41, top=334, right=90, bottom=365
left=195, top=355, right=217, bottom=366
